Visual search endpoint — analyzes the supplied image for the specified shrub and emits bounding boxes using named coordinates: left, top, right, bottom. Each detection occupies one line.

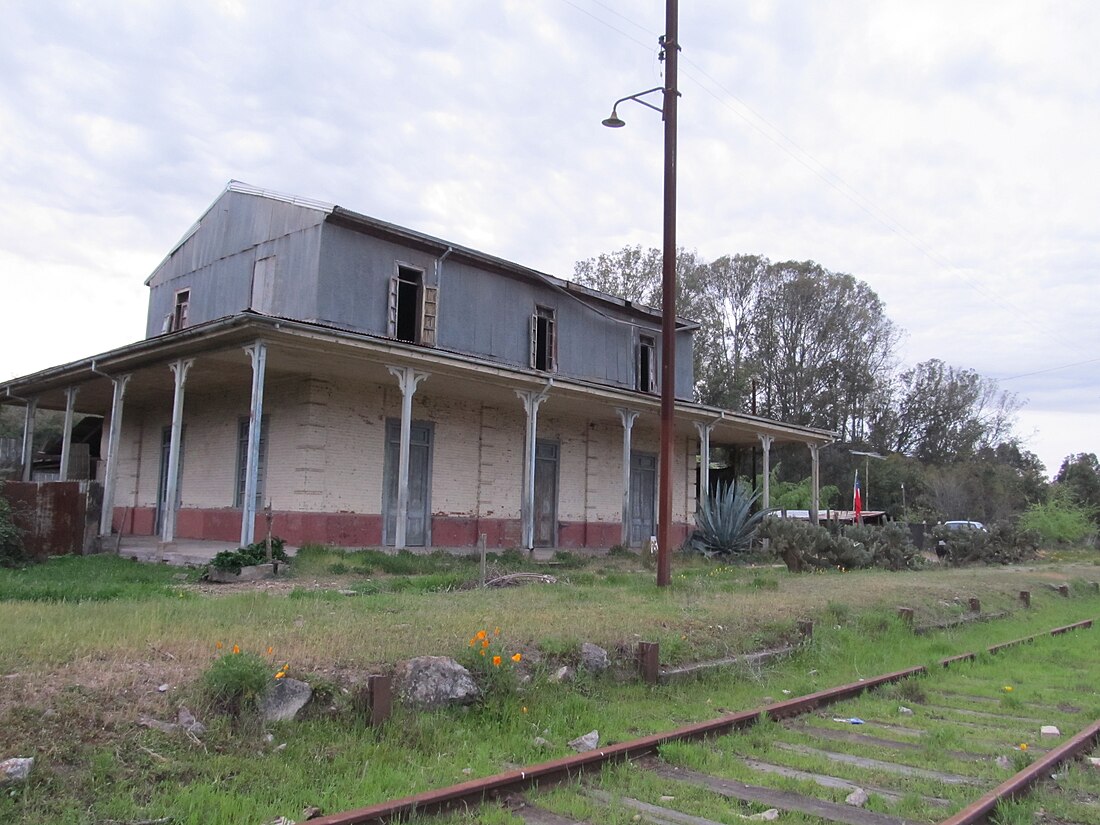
left=1018, top=493, right=1095, bottom=545
left=202, top=649, right=273, bottom=716
left=688, top=480, right=768, bottom=557
left=931, top=522, right=1039, bottom=566
left=210, top=537, right=288, bottom=574
left=0, top=487, right=26, bottom=569
left=758, top=517, right=871, bottom=572
left=843, top=522, right=924, bottom=571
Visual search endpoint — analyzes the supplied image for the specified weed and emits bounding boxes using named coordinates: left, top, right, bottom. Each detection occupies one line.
left=824, top=601, right=851, bottom=625
left=460, top=627, right=523, bottom=702
left=210, top=537, right=288, bottom=573
left=202, top=648, right=275, bottom=716
left=608, top=544, right=635, bottom=558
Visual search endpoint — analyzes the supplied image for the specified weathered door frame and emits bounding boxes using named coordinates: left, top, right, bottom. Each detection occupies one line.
left=629, top=450, right=657, bottom=546
left=533, top=438, right=559, bottom=548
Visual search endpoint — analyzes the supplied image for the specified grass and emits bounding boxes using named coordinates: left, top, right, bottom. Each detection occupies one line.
left=0, top=548, right=1099, bottom=823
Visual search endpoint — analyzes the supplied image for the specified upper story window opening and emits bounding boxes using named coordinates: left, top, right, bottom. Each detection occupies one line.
left=171, top=289, right=190, bottom=332
left=531, top=305, right=556, bottom=372
left=388, top=264, right=437, bottom=346
left=637, top=333, right=656, bottom=393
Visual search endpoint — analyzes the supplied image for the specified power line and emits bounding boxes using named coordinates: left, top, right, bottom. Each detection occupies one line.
left=555, top=0, right=1082, bottom=358
left=998, top=357, right=1100, bottom=382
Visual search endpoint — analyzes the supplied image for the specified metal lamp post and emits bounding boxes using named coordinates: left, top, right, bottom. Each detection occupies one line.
left=602, top=1, right=679, bottom=587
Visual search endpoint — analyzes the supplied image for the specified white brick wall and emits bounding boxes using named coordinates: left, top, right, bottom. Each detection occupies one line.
left=111, top=365, right=697, bottom=530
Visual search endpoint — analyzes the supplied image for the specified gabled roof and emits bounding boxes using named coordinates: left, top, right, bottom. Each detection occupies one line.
left=148, top=181, right=699, bottom=331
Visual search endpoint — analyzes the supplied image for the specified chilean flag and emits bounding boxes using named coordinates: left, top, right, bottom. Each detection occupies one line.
left=853, top=471, right=863, bottom=524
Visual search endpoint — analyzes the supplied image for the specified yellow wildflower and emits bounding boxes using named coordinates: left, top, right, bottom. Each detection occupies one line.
left=275, top=671, right=285, bottom=679
left=1019, top=743, right=1028, bottom=751
left=1003, top=685, right=1014, bottom=692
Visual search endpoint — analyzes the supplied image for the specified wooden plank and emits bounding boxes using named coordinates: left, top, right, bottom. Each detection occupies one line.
left=587, top=789, right=731, bottom=825
left=643, top=761, right=916, bottom=825
left=773, top=743, right=984, bottom=786
left=741, top=759, right=950, bottom=807
left=917, top=704, right=1047, bottom=725
left=787, top=721, right=990, bottom=762
left=514, top=805, right=592, bottom=824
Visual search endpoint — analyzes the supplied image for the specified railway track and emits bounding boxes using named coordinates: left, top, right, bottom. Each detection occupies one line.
left=311, top=621, right=1100, bottom=825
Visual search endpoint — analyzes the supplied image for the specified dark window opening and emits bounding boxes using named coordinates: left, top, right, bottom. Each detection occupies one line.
left=637, top=334, right=656, bottom=392
left=395, top=267, right=422, bottom=343
left=532, top=306, right=556, bottom=371
left=172, top=290, right=190, bottom=331
left=235, top=415, right=269, bottom=509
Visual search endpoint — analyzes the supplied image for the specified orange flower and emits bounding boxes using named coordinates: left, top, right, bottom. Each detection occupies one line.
left=215, top=641, right=223, bottom=650
left=476, top=630, right=487, bottom=640
left=481, top=639, right=490, bottom=648
left=267, top=646, right=274, bottom=655
left=468, top=638, right=477, bottom=647
left=493, top=627, right=500, bottom=636
left=479, top=649, right=486, bottom=656
left=492, top=655, right=502, bottom=667
left=512, top=653, right=522, bottom=662
left=232, top=644, right=240, bottom=655
left=275, top=671, right=286, bottom=679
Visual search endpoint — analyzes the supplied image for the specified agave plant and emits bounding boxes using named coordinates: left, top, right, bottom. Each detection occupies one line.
left=689, top=480, right=769, bottom=557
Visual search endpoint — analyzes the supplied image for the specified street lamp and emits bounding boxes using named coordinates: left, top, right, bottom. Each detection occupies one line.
left=603, top=2, right=679, bottom=587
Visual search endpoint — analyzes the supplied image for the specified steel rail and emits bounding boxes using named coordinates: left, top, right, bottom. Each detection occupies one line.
left=309, top=618, right=1095, bottom=825
left=938, top=716, right=1100, bottom=825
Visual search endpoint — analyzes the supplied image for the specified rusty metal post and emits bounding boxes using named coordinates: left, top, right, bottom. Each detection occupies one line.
left=797, top=620, right=814, bottom=640
left=637, top=641, right=660, bottom=685
left=367, top=675, right=392, bottom=727
left=968, top=598, right=980, bottom=613
left=897, top=607, right=914, bottom=626
left=1019, top=590, right=1031, bottom=607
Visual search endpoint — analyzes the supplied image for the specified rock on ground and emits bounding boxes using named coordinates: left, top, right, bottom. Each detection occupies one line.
left=568, top=730, right=600, bottom=752
left=845, top=789, right=869, bottom=807
left=580, top=642, right=611, bottom=673
left=395, top=657, right=480, bottom=710
left=261, top=678, right=314, bottom=722
left=0, top=757, right=34, bottom=785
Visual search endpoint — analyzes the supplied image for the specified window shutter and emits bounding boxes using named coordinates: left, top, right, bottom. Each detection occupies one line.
left=387, top=277, right=399, bottom=338
left=421, top=286, right=438, bottom=347
left=648, top=342, right=657, bottom=392
left=162, top=314, right=172, bottom=334
left=548, top=315, right=556, bottom=371
left=529, top=313, right=538, bottom=369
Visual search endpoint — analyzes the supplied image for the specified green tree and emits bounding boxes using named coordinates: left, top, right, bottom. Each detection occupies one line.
left=1054, top=453, right=1100, bottom=524
left=869, top=359, right=1020, bottom=463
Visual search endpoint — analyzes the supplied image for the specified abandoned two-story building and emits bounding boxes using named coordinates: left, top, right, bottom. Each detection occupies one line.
left=0, top=182, right=833, bottom=551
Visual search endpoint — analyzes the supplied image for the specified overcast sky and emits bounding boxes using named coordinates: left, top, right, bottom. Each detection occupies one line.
left=1, top=1, right=1097, bottom=477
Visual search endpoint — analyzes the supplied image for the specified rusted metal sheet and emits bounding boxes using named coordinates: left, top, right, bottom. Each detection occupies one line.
left=3, top=481, right=101, bottom=559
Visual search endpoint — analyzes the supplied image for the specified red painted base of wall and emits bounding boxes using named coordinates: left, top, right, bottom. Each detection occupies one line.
left=114, top=507, right=692, bottom=551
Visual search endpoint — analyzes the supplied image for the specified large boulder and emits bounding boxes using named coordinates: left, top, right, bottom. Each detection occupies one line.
left=396, top=656, right=480, bottom=710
